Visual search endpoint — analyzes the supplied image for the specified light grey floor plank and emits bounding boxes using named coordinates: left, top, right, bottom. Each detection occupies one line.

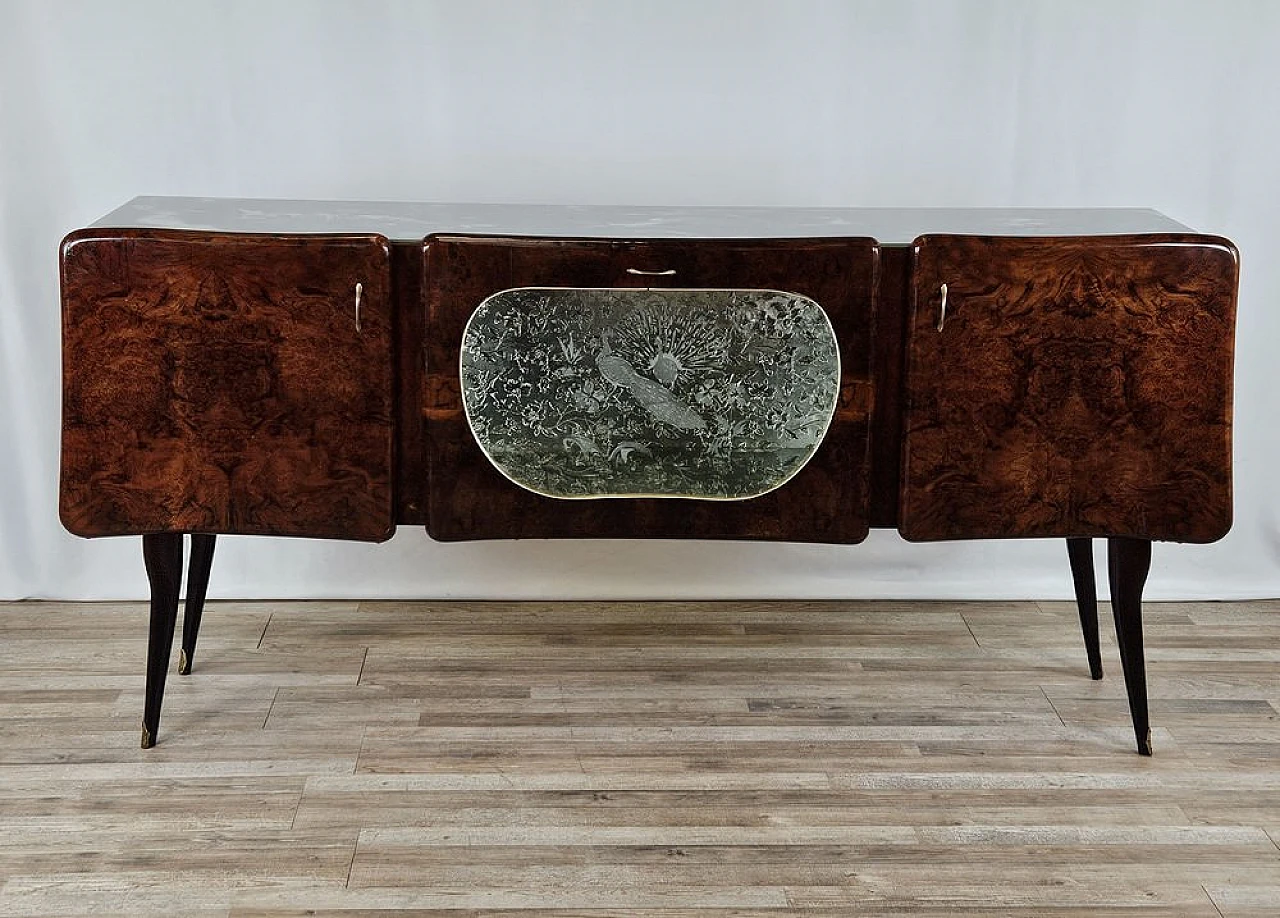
left=2, top=598, right=1277, bottom=915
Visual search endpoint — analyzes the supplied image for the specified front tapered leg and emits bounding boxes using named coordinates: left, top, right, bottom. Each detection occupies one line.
left=178, top=534, right=216, bottom=675
left=1107, top=537, right=1153, bottom=755
left=142, top=533, right=183, bottom=748
left=1067, top=538, right=1103, bottom=679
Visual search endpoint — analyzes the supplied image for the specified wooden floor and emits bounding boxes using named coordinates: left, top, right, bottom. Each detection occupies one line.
left=0, top=598, right=1278, bottom=916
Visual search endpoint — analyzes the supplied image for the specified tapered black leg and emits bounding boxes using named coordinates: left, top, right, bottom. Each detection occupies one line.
left=1107, top=537, right=1153, bottom=756
left=141, top=533, right=183, bottom=749
left=1067, top=538, right=1103, bottom=680
left=178, top=534, right=216, bottom=675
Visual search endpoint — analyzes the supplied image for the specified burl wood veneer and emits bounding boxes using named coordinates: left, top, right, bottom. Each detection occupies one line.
left=57, top=199, right=1241, bottom=756
left=60, top=230, right=395, bottom=542
left=901, top=234, right=1238, bottom=543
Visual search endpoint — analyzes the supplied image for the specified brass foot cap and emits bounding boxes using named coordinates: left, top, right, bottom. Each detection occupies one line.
left=1137, top=729, right=1153, bottom=756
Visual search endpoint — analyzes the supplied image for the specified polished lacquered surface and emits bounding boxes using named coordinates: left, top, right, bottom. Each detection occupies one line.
left=900, top=233, right=1238, bottom=544
left=423, top=234, right=878, bottom=542
left=93, top=196, right=1196, bottom=243
left=60, top=229, right=396, bottom=542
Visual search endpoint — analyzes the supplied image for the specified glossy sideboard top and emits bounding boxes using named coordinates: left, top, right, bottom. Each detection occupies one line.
left=91, top=196, right=1196, bottom=243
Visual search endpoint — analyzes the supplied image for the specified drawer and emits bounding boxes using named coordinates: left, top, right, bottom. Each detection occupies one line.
left=900, top=233, right=1239, bottom=542
left=423, top=235, right=877, bottom=541
left=60, top=229, right=395, bottom=541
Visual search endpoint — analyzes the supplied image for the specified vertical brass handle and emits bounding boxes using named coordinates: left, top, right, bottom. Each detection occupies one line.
left=936, top=283, right=948, bottom=332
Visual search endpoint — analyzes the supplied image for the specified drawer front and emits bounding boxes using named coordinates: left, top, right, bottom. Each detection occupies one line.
left=900, top=234, right=1238, bottom=542
left=60, top=229, right=395, bottom=541
left=424, top=235, right=877, bottom=541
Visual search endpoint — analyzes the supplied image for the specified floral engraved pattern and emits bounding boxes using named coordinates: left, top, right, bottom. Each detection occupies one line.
left=461, top=288, right=840, bottom=499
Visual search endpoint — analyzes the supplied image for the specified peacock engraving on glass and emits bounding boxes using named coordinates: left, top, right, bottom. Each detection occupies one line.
left=460, top=287, right=840, bottom=499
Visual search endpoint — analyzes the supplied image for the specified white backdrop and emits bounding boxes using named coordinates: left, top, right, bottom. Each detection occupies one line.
left=2, top=0, right=1278, bottom=601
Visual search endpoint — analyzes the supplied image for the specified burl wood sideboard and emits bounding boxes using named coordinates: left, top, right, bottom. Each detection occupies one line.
left=59, top=197, right=1240, bottom=754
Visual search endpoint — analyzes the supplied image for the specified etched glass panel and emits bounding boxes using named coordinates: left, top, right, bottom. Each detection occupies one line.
left=461, top=287, right=840, bottom=500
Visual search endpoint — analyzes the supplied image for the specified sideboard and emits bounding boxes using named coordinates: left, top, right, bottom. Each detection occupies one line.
left=59, top=198, right=1240, bottom=754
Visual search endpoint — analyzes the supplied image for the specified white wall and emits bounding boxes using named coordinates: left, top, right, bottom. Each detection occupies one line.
left=2, top=0, right=1277, bottom=601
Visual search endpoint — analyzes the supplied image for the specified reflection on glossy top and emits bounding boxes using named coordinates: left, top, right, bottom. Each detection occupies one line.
left=92, top=196, right=1197, bottom=243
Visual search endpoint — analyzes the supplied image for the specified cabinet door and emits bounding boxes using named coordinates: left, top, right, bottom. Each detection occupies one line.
left=60, top=229, right=394, bottom=541
left=424, top=235, right=877, bottom=542
left=901, top=234, right=1238, bottom=543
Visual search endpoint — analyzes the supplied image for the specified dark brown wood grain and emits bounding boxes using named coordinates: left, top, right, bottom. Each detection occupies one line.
left=391, top=242, right=427, bottom=525
left=60, top=229, right=396, bottom=541
left=423, top=235, right=878, bottom=542
left=900, top=234, right=1238, bottom=543
left=59, top=222, right=1241, bottom=549
left=868, top=244, right=910, bottom=528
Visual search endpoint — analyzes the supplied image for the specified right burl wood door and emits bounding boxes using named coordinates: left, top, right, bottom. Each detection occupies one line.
left=900, top=233, right=1239, bottom=543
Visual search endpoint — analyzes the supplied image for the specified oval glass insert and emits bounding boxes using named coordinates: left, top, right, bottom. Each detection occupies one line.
left=461, top=287, right=840, bottom=500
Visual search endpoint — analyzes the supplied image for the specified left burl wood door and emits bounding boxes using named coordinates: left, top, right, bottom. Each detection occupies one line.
left=60, top=230, right=395, bottom=542
left=900, top=233, right=1238, bottom=543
